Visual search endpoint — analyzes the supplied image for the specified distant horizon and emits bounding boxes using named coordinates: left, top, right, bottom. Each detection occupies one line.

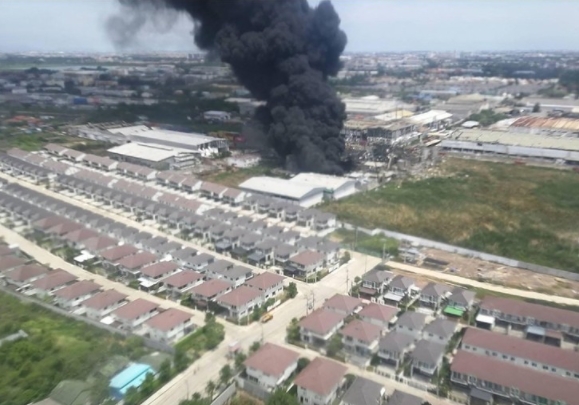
left=1, top=0, right=579, bottom=53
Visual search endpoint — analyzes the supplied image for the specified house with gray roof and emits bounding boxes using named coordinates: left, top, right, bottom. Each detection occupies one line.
left=193, top=219, right=219, bottom=240
left=187, top=253, right=215, bottom=272
left=273, top=243, right=301, bottom=266
left=341, top=377, right=385, bottom=405
left=360, top=268, right=394, bottom=298
left=409, top=339, right=446, bottom=377
left=377, top=331, right=415, bottom=368
left=237, top=232, right=263, bottom=255
left=205, top=259, right=234, bottom=278
left=419, top=282, right=452, bottom=310
left=395, top=312, right=428, bottom=339
left=141, top=236, right=169, bottom=254
left=208, top=223, right=230, bottom=242
left=385, top=390, right=423, bottom=405
left=314, top=211, right=337, bottom=230
left=277, top=230, right=301, bottom=245
left=422, top=318, right=459, bottom=344
left=212, top=265, right=253, bottom=288
left=248, top=238, right=280, bottom=266
left=261, top=225, right=285, bottom=239
left=170, top=247, right=198, bottom=269
left=155, top=241, right=182, bottom=257
left=446, top=288, right=476, bottom=312
left=245, top=219, right=269, bottom=234
left=215, top=227, right=245, bottom=253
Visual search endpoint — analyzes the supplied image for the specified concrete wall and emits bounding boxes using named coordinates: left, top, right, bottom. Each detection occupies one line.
left=342, top=224, right=579, bottom=282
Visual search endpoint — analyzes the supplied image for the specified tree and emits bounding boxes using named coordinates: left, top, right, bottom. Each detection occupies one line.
left=326, top=334, right=343, bottom=358
left=205, top=311, right=216, bottom=324
left=249, top=341, right=261, bottom=353
left=297, top=357, right=310, bottom=372
left=340, top=251, right=351, bottom=265
left=219, top=364, right=232, bottom=386
left=174, top=347, right=189, bottom=373
left=205, top=380, right=216, bottom=400
left=532, top=102, right=541, bottom=113
left=124, top=387, right=141, bottom=405
left=286, top=282, right=298, bottom=299
left=286, top=318, right=300, bottom=343
left=266, top=388, right=299, bottom=405
left=234, top=351, right=247, bottom=372
left=139, top=372, right=156, bottom=398
left=158, top=359, right=173, bottom=383
left=90, top=376, right=111, bottom=405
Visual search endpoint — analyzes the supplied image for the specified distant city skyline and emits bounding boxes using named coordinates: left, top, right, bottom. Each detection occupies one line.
left=1, top=0, right=579, bottom=53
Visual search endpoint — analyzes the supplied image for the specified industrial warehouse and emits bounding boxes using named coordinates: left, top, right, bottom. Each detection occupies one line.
left=440, top=128, right=579, bottom=165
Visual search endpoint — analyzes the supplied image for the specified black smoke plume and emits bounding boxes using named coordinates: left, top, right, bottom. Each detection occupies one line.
left=112, top=0, right=348, bottom=174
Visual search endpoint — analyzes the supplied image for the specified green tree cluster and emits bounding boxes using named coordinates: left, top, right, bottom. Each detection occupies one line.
left=466, top=109, right=507, bottom=127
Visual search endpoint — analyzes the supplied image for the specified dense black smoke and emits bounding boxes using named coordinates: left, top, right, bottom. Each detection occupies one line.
left=111, top=0, right=348, bottom=174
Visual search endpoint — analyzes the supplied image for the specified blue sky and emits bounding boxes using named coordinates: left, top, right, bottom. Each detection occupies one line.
left=1, top=0, right=578, bottom=53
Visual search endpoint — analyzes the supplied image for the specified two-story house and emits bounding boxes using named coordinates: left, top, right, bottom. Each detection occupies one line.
left=323, top=294, right=365, bottom=316
left=145, top=308, right=194, bottom=343
left=162, top=270, right=204, bottom=298
left=248, top=239, right=280, bottom=266
left=358, top=303, right=398, bottom=331
left=82, top=290, right=128, bottom=320
left=187, top=253, right=215, bottom=273
left=385, top=275, right=418, bottom=305
left=295, top=357, right=347, bottom=405
left=215, top=286, right=264, bottom=320
left=419, top=282, right=452, bottom=310
left=244, top=343, right=299, bottom=391
left=111, top=298, right=160, bottom=331
left=377, top=331, right=415, bottom=368
left=222, top=188, right=246, bottom=207
left=244, top=272, right=285, bottom=301
left=53, top=280, right=102, bottom=310
left=444, top=288, right=476, bottom=317
left=274, top=244, right=301, bottom=266
left=189, top=279, right=233, bottom=308
left=30, top=269, right=77, bottom=298
left=0, top=255, right=27, bottom=273
left=286, top=250, right=325, bottom=278
left=359, top=268, right=393, bottom=298
left=4, top=264, right=49, bottom=288
left=341, top=319, right=382, bottom=357
left=341, top=377, right=385, bottom=405
left=115, top=252, right=158, bottom=278
left=422, top=318, right=459, bottom=345
left=215, top=228, right=245, bottom=253
left=386, top=391, right=423, bottom=405
left=170, top=248, right=198, bottom=269
left=409, top=339, right=446, bottom=377
left=395, top=312, right=428, bottom=339
left=82, top=235, right=119, bottom=253
left=138, top=261, right=181, bottom=290
left=300, top=308, right=346, bottom=346
left=99, top=245, right=139, bottom=272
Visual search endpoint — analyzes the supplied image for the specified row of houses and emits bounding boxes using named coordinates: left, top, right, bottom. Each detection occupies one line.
left=243, top=342, right=424, bottom=405
left=450, top=326, right=579, bottom=405
left=43, top=144, right=338, bottom=231
left=360, top=266, right=476, bottom=314
left=0, top=246, right=194, bottom=344
left=52, top=174, right=343, bottom=277
left=0, top=181, right=292, bottom=321
left=297, top=294, right=461, bottom=377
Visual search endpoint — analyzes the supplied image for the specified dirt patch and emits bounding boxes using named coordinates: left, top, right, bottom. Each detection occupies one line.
left=421, top=248, right=579, bottom=298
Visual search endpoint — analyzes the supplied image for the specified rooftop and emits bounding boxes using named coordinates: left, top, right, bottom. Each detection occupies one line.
left=100, top=245, right=139, bottom=262
left=190, top=279, right=232, bottom=298
left=82, top=290, right=127, bottom=310
left=244, top=343, right=299, bottom=378
left=341, top=377, right=385, bottom=405
left=239, top=176, right=324, bottom=201
left=216, top=286, right=262, bottom=307
left=358, top=303, right=398, bottom=323
left=116, top=252, right=158, bottom=270
left=341, top=319, right=382, bottom=344
left=386, top=390, right=423, bottom=405
left=0, top=255, right=27, bottom=272
left=140, top=261, right=179, bottom=278
left=289, top=173, right=354, bottom=191
left=423, top=318, right=458, bottom=339
left=451, top=350, right=578, bottom=405
left=5, top=263, right=49, bottom=282
left=31, top=269, right=77, bottom=290
left=480, top=296, right=579, bottom=329
left=299, top=308, right=346, bottom=335
left=379, top=331, right=415, bottom=353
left=396, top=311, right=427, bottom=330
left=410, top=339, right=446, bottom=365
left=244, top=272, right=285, bottom=290
left=323, top=294, right=364, bottom=315
left=146, top=308, right=192, bottom=332
left=108, top=125, right=220, bottom=148
left=461, top=327, right=579, bottom=374
left=108, top=142, right=181, bottom=163
left=289, top=250, right=325, bottom=266
left=112, top=298, right=158, bottom=321
left=162, top=270, right=203, bottom=289
left=53, top=280, right=101, bottom=300
left=294, top=357, right=347, bottom=396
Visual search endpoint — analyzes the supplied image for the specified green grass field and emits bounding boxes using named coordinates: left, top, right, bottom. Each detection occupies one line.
left=323, top=158, right=579, bottom=273
left=0, top=292, right=148, bottom=405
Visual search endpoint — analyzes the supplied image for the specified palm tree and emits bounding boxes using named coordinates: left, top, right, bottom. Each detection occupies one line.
left=205, top=380, right=216, bottom=400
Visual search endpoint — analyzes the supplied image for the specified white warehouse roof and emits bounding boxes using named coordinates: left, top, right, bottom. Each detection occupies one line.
left=409, top=110, right=452, bottom=125
left=290, top=173, right=354, bottom=191
left=108, top=125, right=220, bottom=148
left=239, top=176, right=324, bottom=201
left=107, top=143, right=183, bottom=162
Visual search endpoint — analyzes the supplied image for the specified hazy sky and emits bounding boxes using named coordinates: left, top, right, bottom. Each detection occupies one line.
left=1, top=0, right=578, bottom=53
